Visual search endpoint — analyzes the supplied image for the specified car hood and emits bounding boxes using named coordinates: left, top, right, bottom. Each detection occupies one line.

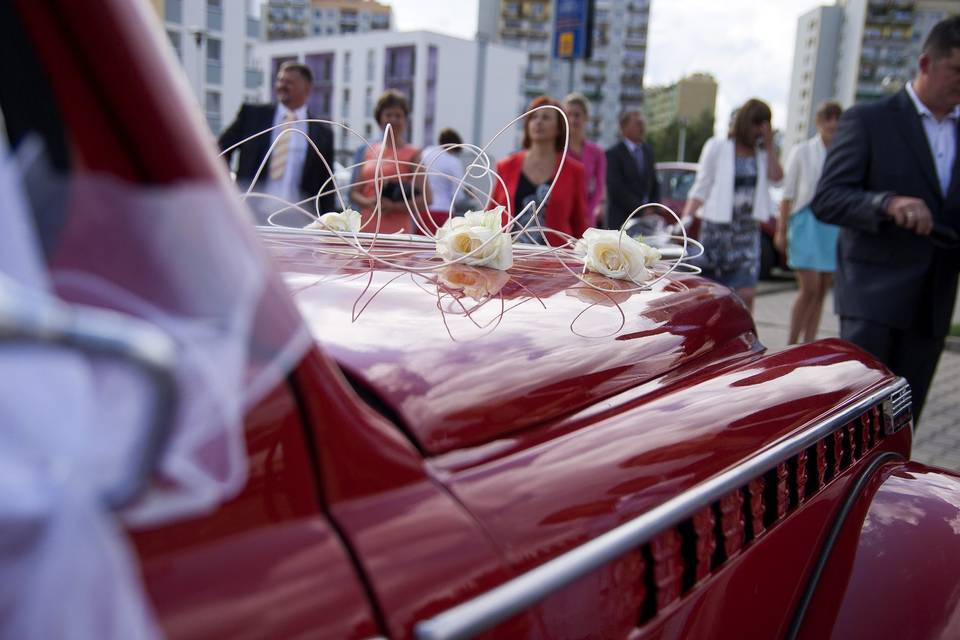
left=266, top=231, right=757, bottom=455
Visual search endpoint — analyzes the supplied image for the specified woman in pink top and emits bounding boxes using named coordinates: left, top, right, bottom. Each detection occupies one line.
left=351, top=90, right=431, bottom=234
left=563, top=93, right=606, bottom=228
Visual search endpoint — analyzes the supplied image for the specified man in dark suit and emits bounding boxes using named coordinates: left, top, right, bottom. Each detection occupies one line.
left=811, top=16, right=960, bottom=423
left=605, top=110, right=660, bottom=231
left=219, top=61, right=337, bottom=224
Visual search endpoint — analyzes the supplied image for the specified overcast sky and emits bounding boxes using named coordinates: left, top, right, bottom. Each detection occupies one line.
left=388, top=0, right=827, bottom=133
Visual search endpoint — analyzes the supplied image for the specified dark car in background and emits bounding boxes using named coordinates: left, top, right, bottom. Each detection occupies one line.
left=655, top=161, right=786, bottom=278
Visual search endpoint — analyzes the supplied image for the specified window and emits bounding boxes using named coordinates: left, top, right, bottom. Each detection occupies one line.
left=206, top=38, right=221, bottom=63
left=206, top=0, right=223, bottom=32
left=344, top=51, right=352, bottom=82
left=165, top=0, right=182, bottom=23
left=167, top=30, right=182, bottom=60
left=366, top=49, right=375, bottom=82
left=205, top=90, right=221, bottom=114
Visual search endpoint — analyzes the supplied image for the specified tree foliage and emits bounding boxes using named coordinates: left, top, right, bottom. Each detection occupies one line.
left=647, top=111, right=715, bottom=164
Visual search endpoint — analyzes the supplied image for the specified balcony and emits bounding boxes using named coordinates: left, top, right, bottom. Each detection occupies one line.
left=206, top=61, right=222, bottom=85
left=524, top=79, right=547, bottom=95
left=245, top=68, right=263, bottom=89
left=165, top=0, right=182, bottom=23
left=246, top=16, right=260, bottom=39
left=527, top=39, right=549, bottom=53
left=207, top=7, right=222, bottom=32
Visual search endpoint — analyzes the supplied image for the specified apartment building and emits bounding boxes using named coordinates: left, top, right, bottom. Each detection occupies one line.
left=481, top=0, right=651, bottom=147
left=265, top=0, right=392, bottom=41
left=784, top=5, right=843, bottom=154
left=151, top=0, right=263, bottom=135
left=255, top=31, right=526, bottom=159
left=785, top=0, right=959, bottom=154
left=644, top=73, right=718, bottom=133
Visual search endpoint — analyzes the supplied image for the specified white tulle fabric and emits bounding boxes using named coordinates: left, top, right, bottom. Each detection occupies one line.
left=0, top=146, right=310, bottom=639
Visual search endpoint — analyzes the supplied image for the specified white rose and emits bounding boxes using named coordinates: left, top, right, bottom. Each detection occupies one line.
left=438, top=265, right=509, bottom=301
left=304, top=208, right=361, bottom=233
left=575, top=228, right=661, bottom=282
left=461, top=206, right=505, bottom=232
left=435, top=209, right=513, bottom=271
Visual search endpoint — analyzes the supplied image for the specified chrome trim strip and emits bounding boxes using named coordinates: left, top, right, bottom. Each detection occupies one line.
left=414, top=377, right=910, bottom=640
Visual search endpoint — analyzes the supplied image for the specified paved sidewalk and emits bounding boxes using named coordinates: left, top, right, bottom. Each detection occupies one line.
left=753, top=277, right=960, bottom=472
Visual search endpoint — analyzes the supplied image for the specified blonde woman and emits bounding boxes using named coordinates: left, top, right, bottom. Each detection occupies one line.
left=562, top=93, right=606, bottom=227
left=776, top=101, right=842, bottom=344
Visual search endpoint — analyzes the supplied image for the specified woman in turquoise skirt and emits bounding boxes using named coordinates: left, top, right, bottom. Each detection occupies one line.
left=775, top=101, right=842, bottom=344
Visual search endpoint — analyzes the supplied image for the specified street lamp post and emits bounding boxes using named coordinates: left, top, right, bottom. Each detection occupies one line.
left=677, top=116, right=688, bottom=162
left=189, top=26, right=207, bottom=108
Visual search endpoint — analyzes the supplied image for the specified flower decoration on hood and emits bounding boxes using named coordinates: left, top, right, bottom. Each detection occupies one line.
left=435, top=206, right=513, bottom=271
left=575, top=228, right=662, bottom=283
left=304, top=209, right=362, bottom=234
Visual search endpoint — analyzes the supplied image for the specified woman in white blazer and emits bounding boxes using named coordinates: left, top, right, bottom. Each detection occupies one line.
left=682, top=99, right=783, bottom=311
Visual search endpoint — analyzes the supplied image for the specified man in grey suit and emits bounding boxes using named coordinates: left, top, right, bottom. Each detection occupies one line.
left=605, top=110, right=659, bottom=231
left=812, top=16, right=960, bottom=422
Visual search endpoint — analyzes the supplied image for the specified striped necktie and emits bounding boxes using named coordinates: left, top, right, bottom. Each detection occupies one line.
left=269, top=111, right=296, bottom=181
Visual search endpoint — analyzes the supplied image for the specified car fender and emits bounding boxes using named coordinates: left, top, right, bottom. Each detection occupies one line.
left=796, top=461, right=960, bottom=639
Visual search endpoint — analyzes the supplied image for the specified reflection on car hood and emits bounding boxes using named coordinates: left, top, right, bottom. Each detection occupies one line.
left=265, top=231, right=757, bottom=454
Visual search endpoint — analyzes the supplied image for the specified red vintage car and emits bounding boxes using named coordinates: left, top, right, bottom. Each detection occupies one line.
left=5, top=2, right=960, bottom=640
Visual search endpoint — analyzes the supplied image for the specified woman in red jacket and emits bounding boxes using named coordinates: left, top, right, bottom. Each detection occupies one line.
left=491, top=96, right=588, bottom=246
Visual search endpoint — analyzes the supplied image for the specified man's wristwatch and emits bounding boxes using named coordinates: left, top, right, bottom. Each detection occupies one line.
left=871, top=191, right=894, bottom=215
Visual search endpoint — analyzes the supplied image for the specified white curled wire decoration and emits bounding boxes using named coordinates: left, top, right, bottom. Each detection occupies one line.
left=219, top=107, right=705, bottom=293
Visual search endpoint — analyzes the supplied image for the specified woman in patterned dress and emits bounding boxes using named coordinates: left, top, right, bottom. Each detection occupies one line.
left=682, top=99, right=784, bottom=311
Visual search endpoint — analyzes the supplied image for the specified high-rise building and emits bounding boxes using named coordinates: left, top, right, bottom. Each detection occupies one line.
left=785, top=0, right=959, bottom=155
left=784, top=5, right=843, bottom=154
left=256, top=31, right=526, bottom=160
left=644, top=73, right=718, bottom=133
left=480, top=0, right=651, bottom=147
left=151, top=0, right=264, bottom=135
left=265, top=0, right=392, bottom=41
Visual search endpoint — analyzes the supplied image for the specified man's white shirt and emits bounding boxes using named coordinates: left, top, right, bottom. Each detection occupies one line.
left=264, top=103, right=309, bottom=205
